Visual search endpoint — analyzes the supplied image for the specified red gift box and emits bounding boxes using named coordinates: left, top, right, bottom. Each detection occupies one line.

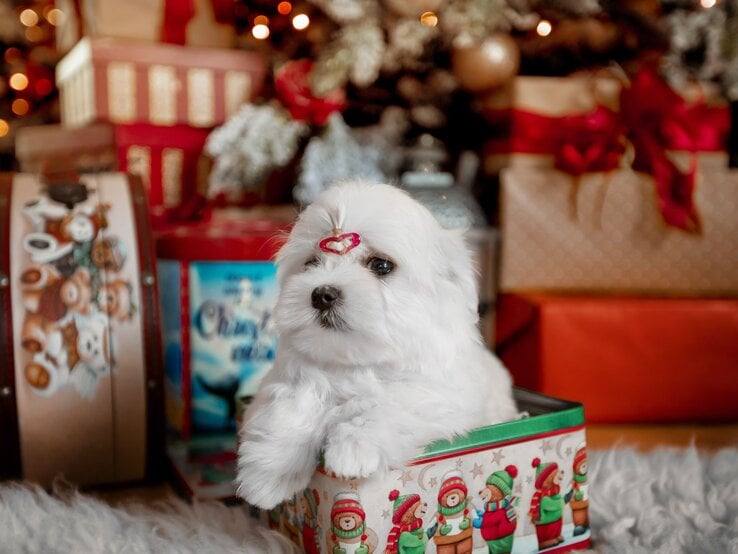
left=15, top=123, right=211, bottom=220
left=56, top=37, right=265, bottom=128
left=495, top=293, right=738, bottom=423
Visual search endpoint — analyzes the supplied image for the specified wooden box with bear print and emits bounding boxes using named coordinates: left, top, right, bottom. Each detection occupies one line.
left=256, top=389, right=590, bottom=554
left=0, top=172, right=164, bottom=487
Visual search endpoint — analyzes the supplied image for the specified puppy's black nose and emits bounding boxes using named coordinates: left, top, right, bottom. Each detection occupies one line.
left=311, top=285, right=341, bottom=311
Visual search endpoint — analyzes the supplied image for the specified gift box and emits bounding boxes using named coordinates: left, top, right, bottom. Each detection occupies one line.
left=56, top=37, right=265, bottom=129
left=0, top=172, right=164, bottom=486
left=167, top=432, right=239, bottom=502
left=16, top=123, right=211, bottom=219
left=258, top=389, right=591, bottom=554
left=156, top=219, right=286, bottom=438
left=55, top=0, right=236, bottom=53
left=499, top=159, right=738, bottom=294
left=487, top=70, right=737, bottom=294
left=16, top=123, right=118, bottom=174
left=495, top=294, right=738, bottom=423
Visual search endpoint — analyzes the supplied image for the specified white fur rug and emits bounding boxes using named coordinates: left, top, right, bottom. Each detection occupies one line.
left=1, top=447, right=736, bottom=554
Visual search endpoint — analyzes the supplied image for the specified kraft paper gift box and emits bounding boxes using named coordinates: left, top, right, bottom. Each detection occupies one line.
left=156, top=219, right=287, bottom=438
left=485, top=70, right=737, bottom=294
left=498, top=159, right=738, bottom=295
left=55, top=0, right=237, bottom=53
left=257, top=389, right=591, bottom=554
left=56, top=37, right=265, bottom=129
left=0, top=172, right=164, bottom=486
left=15, top=123, right=212, bottom=219
left=495, top=294, right=738, bottom=423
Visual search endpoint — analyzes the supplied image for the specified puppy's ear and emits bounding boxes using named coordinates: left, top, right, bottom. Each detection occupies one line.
left=437, top=227, right=479, bottom=321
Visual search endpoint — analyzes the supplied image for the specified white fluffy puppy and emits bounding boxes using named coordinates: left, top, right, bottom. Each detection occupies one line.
left=238, top=182, right=516, bottom=510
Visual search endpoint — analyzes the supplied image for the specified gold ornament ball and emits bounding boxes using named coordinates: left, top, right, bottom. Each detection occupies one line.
left=452, top=34, right=520, bottom=93
left=383, top=0, right=446, bottom=17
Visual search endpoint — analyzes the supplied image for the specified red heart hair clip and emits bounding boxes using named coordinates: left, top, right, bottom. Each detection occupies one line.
left=319, top=229, right=361, bottom=255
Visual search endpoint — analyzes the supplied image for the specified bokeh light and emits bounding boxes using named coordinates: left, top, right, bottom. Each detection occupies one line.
left=254, top=15, right=269, bottom=25
left=9, top=73, right=29, bottom=91
left=420, top=11, right=438, bottom=27
left=46, top=8, right=65, bottom=25
left=536, top=19, right=553, bottom=36
left=20, top=9, right=39, bottom=27
left=292, top=14, right=310, bottom=30
left=0, top=119, right=9, bottom=138
left=12, top=99, right=30, bottom=116
left=25, top=26, right=44, bottom=42
left=252, top=24, right=270, bottom=40
left=277, top=2, right=292, bottom=15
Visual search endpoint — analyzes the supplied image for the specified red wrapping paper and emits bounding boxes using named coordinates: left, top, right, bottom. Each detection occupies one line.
left=495, top=294, right=738, bottom=423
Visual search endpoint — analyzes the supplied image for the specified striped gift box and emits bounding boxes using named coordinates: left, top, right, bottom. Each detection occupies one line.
left=56, top=37, right=265, bottom=129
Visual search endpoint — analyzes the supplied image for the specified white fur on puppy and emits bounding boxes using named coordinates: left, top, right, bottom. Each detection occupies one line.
left=238, top=182, right=516, bottom=509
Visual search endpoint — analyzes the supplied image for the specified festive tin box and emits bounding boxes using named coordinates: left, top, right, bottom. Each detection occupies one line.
left=156, top=219, right=287, bottom=438
left=258, top=389, right=590, bottom=554
left=0, top=172, right=163, bottom=486
left=56, top=37, right=265, bottom=129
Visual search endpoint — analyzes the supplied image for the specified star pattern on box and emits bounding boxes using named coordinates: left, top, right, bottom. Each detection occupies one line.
left=382, top=509, right=391, bottom=519
left=514, top=483, right=523, bottom=495
left=491, top=449, right=505, bottom=465
left=428, top=476, right=438, bottom=488
left=566, top=446, right=573, bottom=457
left=540, top=439, right=553, bottom=454
left=455, top=458, right=463, bottom=468
left=526, top=475, right=533, bottom=485
left=397, top=469, right=414, bottom=486
left=471, top=463, right=484, bottom=479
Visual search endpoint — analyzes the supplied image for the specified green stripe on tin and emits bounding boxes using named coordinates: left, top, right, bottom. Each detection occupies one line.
left=418, top=388, right=585, bottom=460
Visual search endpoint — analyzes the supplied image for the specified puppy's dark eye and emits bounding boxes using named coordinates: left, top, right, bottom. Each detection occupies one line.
left=305, top=256, right=320, bottom=268
left=367, top=257, right=394, bottom=276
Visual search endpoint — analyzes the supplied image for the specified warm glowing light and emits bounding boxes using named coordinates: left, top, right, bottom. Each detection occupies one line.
left=4, top=47, right=21, bottom=63
left=9, top=73, right=29, bottom=91
left=277, top=1, right=292, bottom=15
left=25, top=26, right=44, bottom=42
left=419, top=11, right=438, bottom=27
left=536, top=19, right=552, bottom=36
left=701, top=0, right=716, bottom=7
left=0, top=119, right=9, bottom=138
left=252, top=24, right=270, bottom=40
left=46, top=8, right=65, bottom=25
left=254, top=15, right=269, bottom=25
left=12, top=99, right=30, bottom=116
left=35, top=78, right=53, bottom=96
left=292, top=14, right=310, bottom=30
left=20, top=9, right=39, bottom=27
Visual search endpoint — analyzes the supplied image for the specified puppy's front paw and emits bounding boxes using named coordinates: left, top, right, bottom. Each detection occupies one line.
left=237, top=441, right=312, bottom=509
left=323, top=419, right=383, bottom=479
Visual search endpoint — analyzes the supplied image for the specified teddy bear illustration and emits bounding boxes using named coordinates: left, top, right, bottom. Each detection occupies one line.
left=328, top=491, right=376, bottom=554
left=299, top=488, right=322, bottom=554
left=433, top=469, right=473, bottom=554
left=20, top=265, right=66, bottom=320
left=385, top=490, right=428, bottom=554
left=473, top=465, right=519, bottom=554
left=24, top=354, right=70, bottom=397
left=570, top=443, right=589, bottom=536
left=68, top=313, right=112, bottom=399
left=91, top=236, right=127, bottom=272
left=60, top=267, right=93, bottom=315
left=97, top=279, right=135, bottom=321
left=529, top=458, right=570, bottom=550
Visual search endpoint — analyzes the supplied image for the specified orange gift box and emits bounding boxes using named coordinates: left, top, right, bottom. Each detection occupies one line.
left=495, top=294, right=738, bottom=423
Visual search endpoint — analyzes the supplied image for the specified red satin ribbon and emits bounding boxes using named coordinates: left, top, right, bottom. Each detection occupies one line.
left=161, top=0, right=196, bottom=45
left=484, top=68, right=729, bottom=233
